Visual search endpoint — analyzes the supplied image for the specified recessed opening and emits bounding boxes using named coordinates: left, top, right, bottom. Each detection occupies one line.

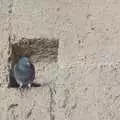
left=8, top=37, right=59, bottom=88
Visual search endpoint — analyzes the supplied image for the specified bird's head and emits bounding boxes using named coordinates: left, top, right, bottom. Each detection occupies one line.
left=18, top=56, right=31, bottom=68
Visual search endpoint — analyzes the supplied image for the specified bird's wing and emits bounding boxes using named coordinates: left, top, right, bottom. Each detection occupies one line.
left=31, top=64, right=35, bottom=81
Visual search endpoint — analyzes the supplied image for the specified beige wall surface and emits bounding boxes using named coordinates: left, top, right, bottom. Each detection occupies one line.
left=0, top=0, right=120, bottom=120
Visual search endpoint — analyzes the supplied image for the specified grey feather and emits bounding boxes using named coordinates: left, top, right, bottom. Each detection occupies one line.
left=13, top=56, right=35, bottom=88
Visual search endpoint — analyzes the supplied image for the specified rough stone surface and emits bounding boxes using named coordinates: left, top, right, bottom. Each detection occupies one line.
left=1, top=0, right=120, bottom=120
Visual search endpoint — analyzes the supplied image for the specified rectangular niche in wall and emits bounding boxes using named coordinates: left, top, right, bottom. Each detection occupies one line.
left=8, top=37, right=59, bottom=88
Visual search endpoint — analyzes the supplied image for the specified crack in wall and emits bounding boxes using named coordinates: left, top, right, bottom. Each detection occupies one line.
left=8, top=0, right=13, bottom=14
left=8, top=0, right=13, bottom=35
left=49, top=85, right=56, bottom=120
left=8, top=0, right=13, bottom=50
left=7, top=0, right=13, bottom=83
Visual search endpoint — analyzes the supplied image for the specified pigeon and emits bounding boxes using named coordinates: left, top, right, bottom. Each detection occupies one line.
left=13, top=56, right=35, bottom=88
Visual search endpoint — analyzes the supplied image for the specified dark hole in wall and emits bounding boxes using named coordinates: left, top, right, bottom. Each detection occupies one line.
left=8, top=37, right=59, bottom=88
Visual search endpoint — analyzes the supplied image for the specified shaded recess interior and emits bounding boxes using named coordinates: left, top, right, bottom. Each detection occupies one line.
left=8, top=37, right=59, bottom=88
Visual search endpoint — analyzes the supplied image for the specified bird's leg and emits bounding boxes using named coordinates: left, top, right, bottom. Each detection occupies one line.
left=19, top=82, right=23, bottom=89
left=18, top=83, right=24, bottom=96
left=19, top=83, right=23, bottom=92
left=28, top=83, right=31, bottom=88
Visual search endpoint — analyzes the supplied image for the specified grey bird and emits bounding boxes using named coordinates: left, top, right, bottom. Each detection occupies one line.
left=13, top=56, right=35, bottom=88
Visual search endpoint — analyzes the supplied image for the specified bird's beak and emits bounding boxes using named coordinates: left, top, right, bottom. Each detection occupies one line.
left=26, top=62, right=30, bottom=66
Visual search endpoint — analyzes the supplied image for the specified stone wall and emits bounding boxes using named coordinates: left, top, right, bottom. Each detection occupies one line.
left=0, top=0, right=120, bottom=120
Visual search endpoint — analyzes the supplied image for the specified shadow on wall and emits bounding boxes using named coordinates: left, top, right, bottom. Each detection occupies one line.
left=8, top=37, right=59, bottom=88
